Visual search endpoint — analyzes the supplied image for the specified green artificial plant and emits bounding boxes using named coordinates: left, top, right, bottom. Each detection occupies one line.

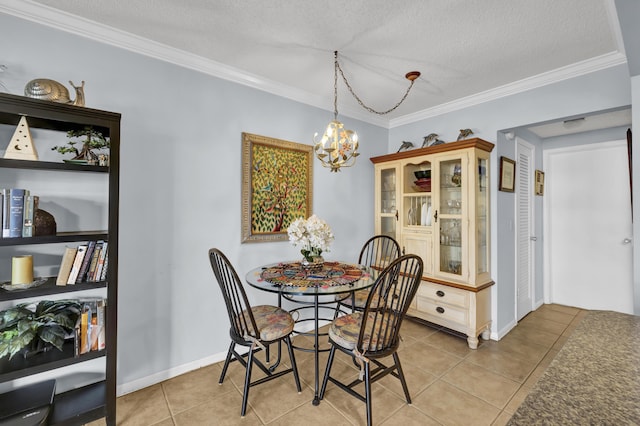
left=0, top=299, right=81, bottom=360
left=51, top=126, right=110, bottom=162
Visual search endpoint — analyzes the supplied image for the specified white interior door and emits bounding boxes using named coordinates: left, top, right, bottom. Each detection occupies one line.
left=516, top=138, right=534, bottom=320
left=545, top=140, right=633, bottom=314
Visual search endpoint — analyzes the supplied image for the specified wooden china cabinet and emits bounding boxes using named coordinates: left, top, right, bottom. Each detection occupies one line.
left=371, top=138, right=493, bottom=348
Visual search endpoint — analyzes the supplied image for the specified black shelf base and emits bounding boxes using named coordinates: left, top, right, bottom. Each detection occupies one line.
left=50, top=381, right=106, bottom=426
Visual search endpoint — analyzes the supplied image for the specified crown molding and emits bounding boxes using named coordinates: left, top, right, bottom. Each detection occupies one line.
left=389, top=51, right=627, bottom=128
left=2, top=0, right=626, bottom=130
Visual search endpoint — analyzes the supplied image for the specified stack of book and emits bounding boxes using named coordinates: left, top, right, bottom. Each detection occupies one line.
left=1, top=188, right=35, bottom=238
left=57, top=240, right=109, bottom=286
left=75, top=297, right=107, bottom=355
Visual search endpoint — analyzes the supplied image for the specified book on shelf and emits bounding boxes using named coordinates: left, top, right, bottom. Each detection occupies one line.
left=75, top=298, right=106, bottom=355
left=99, top=249, right=109, bottom=281
left=8, top=188, right=26, bottom=238
left=86, top=240, right=104, bottom=282
left=95, top=241, right=108, bottom=281
left=22, top=193, right=34, bottom=237
left=66, top=244, right=88, bottom=285
left=56, top=246, right=78, bottom=286
left=76, top=240, right=96, bottom=283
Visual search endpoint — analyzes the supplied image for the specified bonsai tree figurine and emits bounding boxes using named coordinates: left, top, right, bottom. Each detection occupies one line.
left=52, top=126, right=109, bottom=163
left=0, top=299, right=81, bottom=360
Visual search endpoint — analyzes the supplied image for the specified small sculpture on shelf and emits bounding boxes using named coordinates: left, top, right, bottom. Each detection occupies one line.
left=24, top=79, right=85, bottom=107
left=51, top=126, right=110, bottom=164
left=33, top=196, right=57, bottom=236
left=397, top=141, right=414, bottom=152
left=422, top=133, right=444, bottom=147
left=457, top=128, right=474, bottom=141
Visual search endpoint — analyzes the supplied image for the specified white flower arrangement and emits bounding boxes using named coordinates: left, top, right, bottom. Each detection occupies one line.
left=288, top=214, right=334, bottom=262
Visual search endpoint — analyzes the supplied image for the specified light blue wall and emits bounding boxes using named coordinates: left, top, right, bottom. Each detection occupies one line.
left=0, top=13, right=386, bottom=392
left=389, top=65, right=632, bottom=336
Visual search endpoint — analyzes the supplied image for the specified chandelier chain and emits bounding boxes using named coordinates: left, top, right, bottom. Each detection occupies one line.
left=335, top=52, right=417, bottom=116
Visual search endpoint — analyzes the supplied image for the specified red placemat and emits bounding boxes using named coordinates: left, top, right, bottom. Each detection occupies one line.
left=260, top=261, right=367, bottom=288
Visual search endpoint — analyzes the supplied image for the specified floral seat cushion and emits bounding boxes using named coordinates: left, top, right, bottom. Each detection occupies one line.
left=329, top=311, right=394, bottom=352
left=240, top=305, right=294, bottom=342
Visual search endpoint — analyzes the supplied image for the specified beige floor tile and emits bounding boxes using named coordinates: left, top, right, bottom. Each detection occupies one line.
left=116, top=384, right=172, bottom=426
left=172, top=391, right=262, bottom=426
left=244, top=374, right=311, bottom=424
left=465, top=345, right=538, bottom=383
left=267, top=400, right=352, bottom=425
left=401, top=318, right=441, bottom=340
left=502, top=386, right=530, bottom=414
left=544, top=304, right=582, bottom=316
left=492, top=411, right=513, bottom=426
left=380, top=404, right=441, bottom=425
left=162, top=364, right=235, bottom=415
left=399, top=340, right=463, bottom=377
left=442, top=360, right=520, bottom=409
left=501, top=323, right=560, bottom=348
left=376, top=355, right=438, bottom=400
left=322, top=382, right=407, bottom=425
left=412, top=380, right=500, bottom=426
left=423, top=329, right=477, bottom=358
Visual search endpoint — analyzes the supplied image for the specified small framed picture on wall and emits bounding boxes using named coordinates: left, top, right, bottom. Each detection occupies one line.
left=535, top=169, right=545, bottom=195
left=499, top=156, right=516, bottom=192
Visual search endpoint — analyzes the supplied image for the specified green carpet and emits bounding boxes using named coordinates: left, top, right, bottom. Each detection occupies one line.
left=508, top=310, right=640, bottom=425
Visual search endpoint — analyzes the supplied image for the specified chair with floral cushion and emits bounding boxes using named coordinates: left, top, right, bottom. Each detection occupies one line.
left=208, top=248, right=302, bottom=417
left=335, top=235, right=401, bottom=317
left=320, top=254, right=423, bottom=426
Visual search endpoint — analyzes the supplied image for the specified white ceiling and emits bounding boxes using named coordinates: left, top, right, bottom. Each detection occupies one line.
left=4, top=0, right=628, bottom=129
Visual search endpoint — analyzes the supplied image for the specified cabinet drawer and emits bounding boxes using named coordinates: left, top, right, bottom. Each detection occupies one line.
left=416, top=297, right=468, bottom=326
left=418, top=281, right=469, bottom=308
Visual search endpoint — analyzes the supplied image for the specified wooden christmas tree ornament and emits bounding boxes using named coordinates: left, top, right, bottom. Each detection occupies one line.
left=4, top=116, right=38, bottom=160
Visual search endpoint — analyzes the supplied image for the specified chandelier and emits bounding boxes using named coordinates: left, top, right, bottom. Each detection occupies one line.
left=314, top=51, right=420, bottom=172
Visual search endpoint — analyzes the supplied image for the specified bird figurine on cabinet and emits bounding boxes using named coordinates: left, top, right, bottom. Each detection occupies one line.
left=422, top=133, right=444, bottom=148
left=397, top=141, right=414, bottom=152
left=457, top=128, right=474, bottom=141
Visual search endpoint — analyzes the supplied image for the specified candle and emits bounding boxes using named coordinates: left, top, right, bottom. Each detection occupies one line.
left=12, top=255, right=33, bottom=285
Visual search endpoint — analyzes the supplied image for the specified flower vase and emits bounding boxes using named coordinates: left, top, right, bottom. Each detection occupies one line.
left=301, top=254, right=324, bottom=270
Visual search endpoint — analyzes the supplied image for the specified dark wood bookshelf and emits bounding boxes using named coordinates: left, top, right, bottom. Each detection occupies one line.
left=50, top=381, right=106, bottom=425
left=0, top=341, right=105, bottom=383
left=0, top=277, right=106, bottom=301
left=0, top=92, right=119, bottom=425
left=0, top=231, right=108, bottom=247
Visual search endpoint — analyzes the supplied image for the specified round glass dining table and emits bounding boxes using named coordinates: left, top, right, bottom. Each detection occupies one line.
left=245, top=260, right=378, bottom=405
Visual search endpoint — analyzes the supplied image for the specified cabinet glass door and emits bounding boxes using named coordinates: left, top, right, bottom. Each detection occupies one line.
left=476, top=157, right=489, bottom=275
left=379, top=166, right=398, bottom=239
left=438, top=158, right=463, bottom=276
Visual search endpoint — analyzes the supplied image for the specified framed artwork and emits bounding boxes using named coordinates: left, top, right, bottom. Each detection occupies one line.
left=241, top=132, right=313, bottom=243
left=535, top=169, right=545, bottom=196
left=499, top=156, right=516, bottom=192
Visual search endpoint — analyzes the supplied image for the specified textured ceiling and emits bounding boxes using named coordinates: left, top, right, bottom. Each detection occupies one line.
left=11, top=0, right=626, bottom=127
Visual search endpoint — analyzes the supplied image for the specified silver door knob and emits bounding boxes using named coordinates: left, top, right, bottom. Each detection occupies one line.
left=530, top=236, right=537, bottom=241
left=622, top=238, right=632, bottom=245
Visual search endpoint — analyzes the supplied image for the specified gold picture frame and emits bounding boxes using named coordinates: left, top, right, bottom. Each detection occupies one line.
left=241, top=132, right=313, bottom=243
left=499, top=156, right=516, bottom=192
left=535, top=169, right=545, bottom=196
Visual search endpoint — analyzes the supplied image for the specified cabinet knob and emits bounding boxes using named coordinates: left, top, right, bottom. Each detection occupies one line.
left=436, top=290, right=445, bottom=297
left=436, top=306, right=445, bottom=314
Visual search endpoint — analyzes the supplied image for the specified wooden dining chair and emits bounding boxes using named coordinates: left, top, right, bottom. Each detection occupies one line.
left=208, top=248, right=302, bottom=417
left=335, top=235, right=401, bottom=316
left=320, top=254, right=423, bottom=426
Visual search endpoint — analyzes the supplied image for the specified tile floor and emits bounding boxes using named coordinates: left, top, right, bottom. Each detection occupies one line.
left=89, top=303, right=586, bottom=425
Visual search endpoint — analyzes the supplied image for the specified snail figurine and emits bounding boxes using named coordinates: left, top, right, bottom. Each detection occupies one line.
left=24, top=79, right=85, bottom=106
